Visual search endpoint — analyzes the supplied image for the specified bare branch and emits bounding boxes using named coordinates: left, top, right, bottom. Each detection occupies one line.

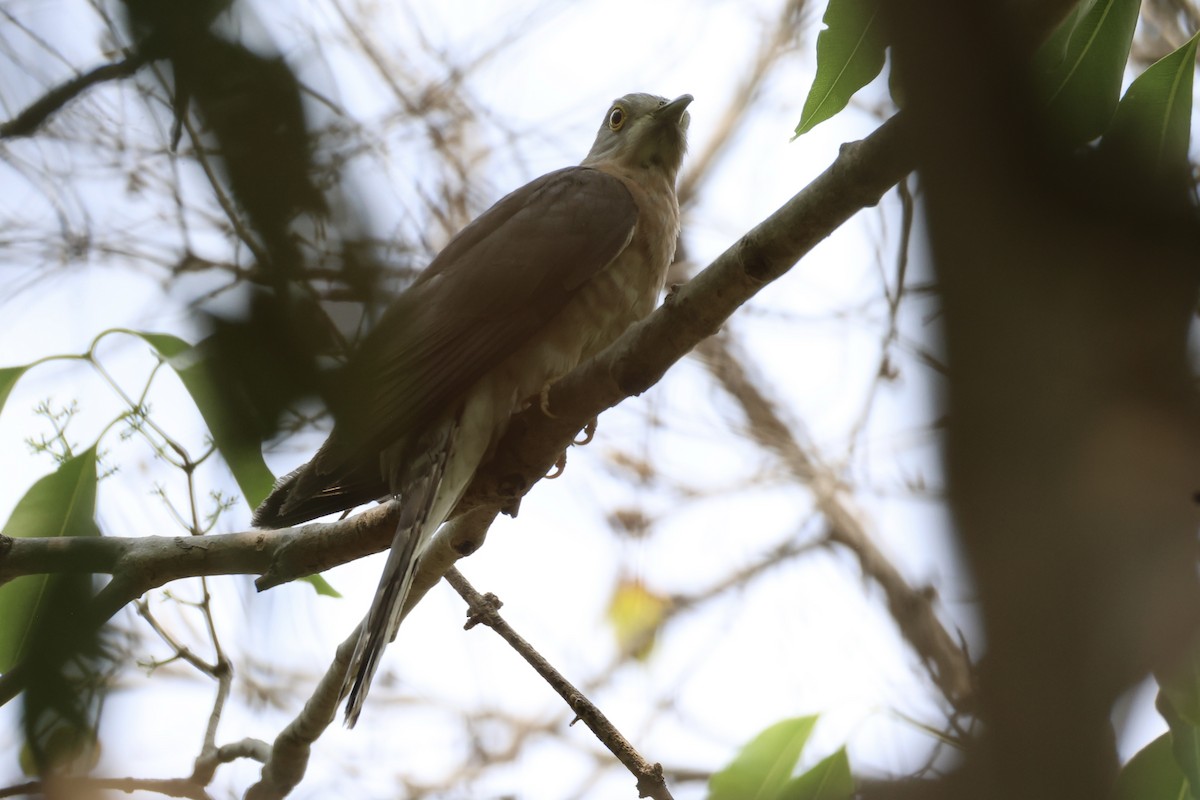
left=191, top=737, right=271, bottom=787
left=460, top=112, right=914, bottom=516
left=0, top=775, right=211, bottom=800
left=677, top=0, right=808, bottom=207
left=446, top=568, right=674, bottom=800
left=0, top=53, right=149, bottom=140
left=243, top=627, right=358, bottom=800
left=0, top=112, right=916, bottom=716
left=697, top=329, right=974, bottom=708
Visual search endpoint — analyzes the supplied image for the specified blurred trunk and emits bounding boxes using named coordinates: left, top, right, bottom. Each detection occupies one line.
left=883, top=3, right=1200, bottom=798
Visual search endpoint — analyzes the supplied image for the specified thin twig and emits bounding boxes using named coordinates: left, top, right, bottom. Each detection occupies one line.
left=135, top=598, right=219, bottom=675
left=0, top=113, right=918, bottom=712
left=0, top=775, right=211, bottom=800
left=696, top=329, right=974, bottom=708
left=243, top=625, right=360, bottom=800
left=587, top=530, right=827, bottom=683
left=445, top=568, right=674, bottom=800
left=677, top=0, right=808, bottom=208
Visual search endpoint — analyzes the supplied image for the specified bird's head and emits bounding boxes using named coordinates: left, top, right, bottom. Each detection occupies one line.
left=581, top=93, right=692, bottom=180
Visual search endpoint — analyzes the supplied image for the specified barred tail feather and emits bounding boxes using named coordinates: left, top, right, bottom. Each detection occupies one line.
left=252, top=452, right=387, bottom=530
left=341, top=517, right=424, bottom=727
left=340, top=417, right=459, bottom=727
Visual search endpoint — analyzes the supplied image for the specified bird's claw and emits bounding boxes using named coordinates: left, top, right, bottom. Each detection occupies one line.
left=575, top=418, right=597, bottom=446
left=545, top=451, right=568, bottom=479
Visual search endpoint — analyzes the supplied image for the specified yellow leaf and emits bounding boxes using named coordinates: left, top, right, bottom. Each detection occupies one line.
left=606, top=578, right=671, bottom=661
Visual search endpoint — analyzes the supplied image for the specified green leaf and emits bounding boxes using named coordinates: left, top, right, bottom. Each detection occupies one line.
left=779, top=747, right=853, bottom=800
left=1172, top=723, right=1200, bottom=799
left=0, top=365, right=31, bottom=419
left=301, top=573, right=342, bottom=598
left=709, top=716, right=818, bottom=800
left=0, top=445, right=101, bottom=672
left=1036, top=0, right=1097, bottom=70
left=1033, top=0, right=1141, bottom=143
left=1158, top=694, right=1200, bottom=797
left=1156, top=637, right=1200, bottom=797
left=133, top=331, right=190, bottom=360
left=132, top=331, right=277, bottom=508
left=1102, top=31, right=1199, bottom=180
left=1158, top=639, right=1200, bottom=726
left=795, top=0, right=885, bottom=136
left=1116, top=733, right=1191, bottom=800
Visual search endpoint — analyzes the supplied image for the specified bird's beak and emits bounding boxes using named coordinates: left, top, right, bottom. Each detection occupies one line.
left=657, top=94, right=694, bottom=125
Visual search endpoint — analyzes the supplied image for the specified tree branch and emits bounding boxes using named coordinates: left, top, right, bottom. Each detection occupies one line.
left=243, top=506, right=502, bottom=796
left=244, top=626, right=359, bottom=800
left=0, top=53, right=149, bottom=140
left=697, top=330, right=974, bottom=708
left=445, top=568, right=674, bottom=800
left=0, top=111, right=916, bottom=713
left=0, top=775, right=212, bottom=800
left=459, top=111, right=914, bottom=516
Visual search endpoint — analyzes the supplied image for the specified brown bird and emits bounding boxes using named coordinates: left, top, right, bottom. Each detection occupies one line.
left=252, top=92, right=692, bottom=725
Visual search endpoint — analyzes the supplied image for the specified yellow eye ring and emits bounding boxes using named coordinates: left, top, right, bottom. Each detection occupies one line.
left=607, top=106, right=626, bottom=131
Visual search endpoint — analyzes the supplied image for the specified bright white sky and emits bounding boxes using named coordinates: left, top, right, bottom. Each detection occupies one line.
left=0, top=0, right=1173, bottom=797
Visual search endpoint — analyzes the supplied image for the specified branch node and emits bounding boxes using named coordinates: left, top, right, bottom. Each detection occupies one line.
left=463, top=592, right=503, bottom=630
left=635, top=762, right=670, bottom=800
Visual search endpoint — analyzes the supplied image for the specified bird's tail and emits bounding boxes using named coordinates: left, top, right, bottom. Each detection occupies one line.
left=252, top=450, right=386, bottom=530
left=340, top=418, right=459, bottom=727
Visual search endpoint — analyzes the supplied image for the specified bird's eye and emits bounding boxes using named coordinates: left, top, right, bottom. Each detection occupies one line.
left=607, top=106, right=626, bottom=131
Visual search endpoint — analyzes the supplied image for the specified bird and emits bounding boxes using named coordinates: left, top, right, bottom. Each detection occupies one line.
left=252, top=92, right=692, bottom=726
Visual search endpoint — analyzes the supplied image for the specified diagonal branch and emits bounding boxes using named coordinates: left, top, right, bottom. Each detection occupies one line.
left=459, top=112, right=914, bottom=513
left=676, top=0, right=808, bottom=208
left=445, top=568, right=674, bottom=800
left=0, top=110, right=916, bottom=707
left=243, top=626, right=359, bottom=800
left=0, top=53, right=150, bottom=139
left=697, top=330, right=973, bottom=707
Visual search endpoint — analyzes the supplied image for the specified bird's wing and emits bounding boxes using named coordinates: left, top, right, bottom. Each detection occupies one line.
left=319, top=166, right=638, bottom=477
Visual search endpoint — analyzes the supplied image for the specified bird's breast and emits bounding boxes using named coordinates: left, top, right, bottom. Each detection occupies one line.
left=477, top=167, right=680, bottom=450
